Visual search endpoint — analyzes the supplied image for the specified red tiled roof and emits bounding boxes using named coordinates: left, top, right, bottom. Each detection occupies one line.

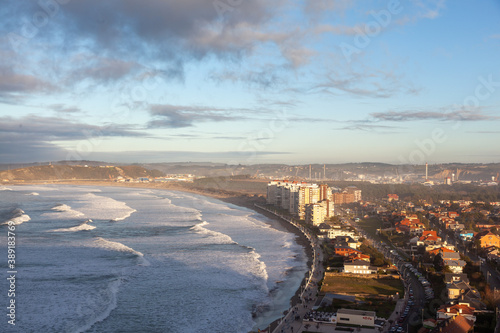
left=440, top=315, right=473, bottom=333
left=437, top=303, right=475, bottom=316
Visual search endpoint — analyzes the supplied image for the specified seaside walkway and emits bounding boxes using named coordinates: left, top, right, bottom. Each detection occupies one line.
left=254, top=204, right=325, bottom=333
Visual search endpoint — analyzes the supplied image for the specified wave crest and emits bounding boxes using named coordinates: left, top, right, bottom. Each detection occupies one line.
left=92, top=237, right=150, bottom=266
left=190, top=221, right=237, bottom=245
left=50, top=220, right=95, bottom=232
left=2, top=208, right=31, bottom=226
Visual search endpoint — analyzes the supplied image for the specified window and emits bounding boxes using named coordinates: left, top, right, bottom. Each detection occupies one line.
left=340, top=318, right=350, bottom=321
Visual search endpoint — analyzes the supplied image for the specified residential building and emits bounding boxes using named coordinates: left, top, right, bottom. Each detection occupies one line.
left=438, top=315, right=474, bottom=333
left=387, top=194, right=399, bottom=201
left=333, top=236, right=359, bottom=249
left=305, top=200, right=334, bottom=226
left=334, top=245, right=361, bottom=257
left=428, top=247, right=455, bottom=258
left=332, top=192, right=355, bottom=205
left=437, top=303, right=476, bottom=323
left=347, top=253, right=371, bottom=262
left=327, top=227, right=358, bottom=240
left=346, top=186, right=362, bottom=202
left=475, top=231, right=500, bottom=248
left=343, top=260, right=377, bottom=274
left=443, top=259, right=467, bottom=273
left=296, top=184, right=320, bottom=218
left=445, top=274, right=485, bottom=309
left=266, top=180, right=282, bottom=205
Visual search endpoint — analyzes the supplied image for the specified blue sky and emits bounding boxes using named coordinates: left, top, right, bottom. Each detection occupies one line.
left=1, top=0, right=499, bottom=165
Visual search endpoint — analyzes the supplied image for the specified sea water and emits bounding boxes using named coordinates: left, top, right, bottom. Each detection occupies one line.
left=0, top=185, right=307, bottom=332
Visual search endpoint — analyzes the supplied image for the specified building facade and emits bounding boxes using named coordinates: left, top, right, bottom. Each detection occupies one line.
left=337, top=309, right=375, bottom=327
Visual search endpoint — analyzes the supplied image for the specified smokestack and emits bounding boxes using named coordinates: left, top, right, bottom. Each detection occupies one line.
left=324, top=164, right=326, bottom=180
left=309, top=164, right=312, bottom=181
left=425, top=162, right=428, bottom=181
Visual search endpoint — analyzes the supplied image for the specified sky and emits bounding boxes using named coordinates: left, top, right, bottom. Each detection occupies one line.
left=1, top=0, right=500, bottom=165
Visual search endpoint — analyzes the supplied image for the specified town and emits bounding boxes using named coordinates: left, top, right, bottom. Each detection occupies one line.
left=264, top=178, right=500, bottom=333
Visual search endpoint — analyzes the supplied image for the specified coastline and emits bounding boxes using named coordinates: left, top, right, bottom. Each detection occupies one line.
left=6, top=180, right=314, bottom=331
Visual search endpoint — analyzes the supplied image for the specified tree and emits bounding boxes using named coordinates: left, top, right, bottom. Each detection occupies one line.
left=373, top=257, right=385, bottom=266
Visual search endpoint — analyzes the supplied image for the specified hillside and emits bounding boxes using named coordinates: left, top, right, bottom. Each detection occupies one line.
left=0, top=165, right=164, bottom=182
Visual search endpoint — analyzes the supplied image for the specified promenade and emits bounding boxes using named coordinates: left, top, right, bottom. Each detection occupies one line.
left=254, top=204, right=325, bottom=333
left=254, top=206, right=409, bottom=333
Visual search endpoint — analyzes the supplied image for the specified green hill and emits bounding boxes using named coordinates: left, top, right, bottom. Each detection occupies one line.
left=0, top=164, right=164, bottom=182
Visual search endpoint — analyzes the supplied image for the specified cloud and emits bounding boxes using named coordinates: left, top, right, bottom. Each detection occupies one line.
left=0, top=137, right=69, bottom=163
left=148, top=104, right=259, bottom=128
left=49, top=104, right=82, bottom=114
left=2, top=0, right=282, bottom=63
left=370, top=109, right=499, bottom=122
left=209, top=66, right=285, bottom=89
left=412, top=0, right=447, bottom=19
left=304, top=0, right=355, bottom=19
left=308, top=67, right=420, bottom=98
left=0, top=115, right=145, bottom=140
left=335, top=123, right=403, bottom=132
left=0, top=66, right=56, bottom=102
left=0, top=115, right=149, bottom=162
left=67, top=57, right=140, bottom=84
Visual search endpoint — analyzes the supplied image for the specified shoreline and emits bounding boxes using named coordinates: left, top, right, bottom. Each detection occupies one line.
left=6, top=180, right=315, bottom=332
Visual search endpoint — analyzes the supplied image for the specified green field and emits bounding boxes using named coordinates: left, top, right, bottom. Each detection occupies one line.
left=320, top=274, right=404, bottom=318
left=321, top=275, right=404, bottom=296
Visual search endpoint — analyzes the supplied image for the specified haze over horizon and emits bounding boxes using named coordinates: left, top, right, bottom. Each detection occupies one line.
left=1, top=1, right=499, bottom=165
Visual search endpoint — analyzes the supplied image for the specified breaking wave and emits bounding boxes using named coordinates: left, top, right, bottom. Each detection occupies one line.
left=92, top=237, right=150, bottom=266
left=190, top=221, right=237, bottom=245
left=50, top=219, right=95, bottom=232
left=2, top=208, right=31, bottom=225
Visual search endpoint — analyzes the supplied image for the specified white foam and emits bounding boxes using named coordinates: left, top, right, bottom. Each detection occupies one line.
left=0, top=186, right=12, bottom=191
left=26, top=192, right=40, bottom=196
left=3, top=208, right=31, bottom=225
left=52, top=204, right=73, bottom=212
left=190, top=221, right=237, bottom=245
left=248, top=248, right=269, bottom=282
left=52, top=204, right=85, bottom=216
left=77, top=193, right=136, bottom=221
left=92, top=237, right=150, bottom=266
left=111, top=208, right=137, bottom=221
left=74, top=279, right=122, bottom=333
left=50, top=220, right=96, bottom=232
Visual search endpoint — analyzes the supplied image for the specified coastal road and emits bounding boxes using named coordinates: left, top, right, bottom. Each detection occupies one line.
left=254, top=204, right=326, bottom=333
left=274, top=238, right=324, bottom=333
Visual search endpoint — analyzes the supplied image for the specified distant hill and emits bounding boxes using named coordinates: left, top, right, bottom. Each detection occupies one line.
left=1, top=160, right=499, bottom=183
left=0, top=164, right=164, bottom=182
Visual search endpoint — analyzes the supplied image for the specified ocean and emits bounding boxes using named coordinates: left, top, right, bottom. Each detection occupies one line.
left=0, top=185, right=308, bottom=333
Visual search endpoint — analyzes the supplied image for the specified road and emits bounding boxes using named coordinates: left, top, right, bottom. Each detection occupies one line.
left=350, top=218, right=429, bottom=333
